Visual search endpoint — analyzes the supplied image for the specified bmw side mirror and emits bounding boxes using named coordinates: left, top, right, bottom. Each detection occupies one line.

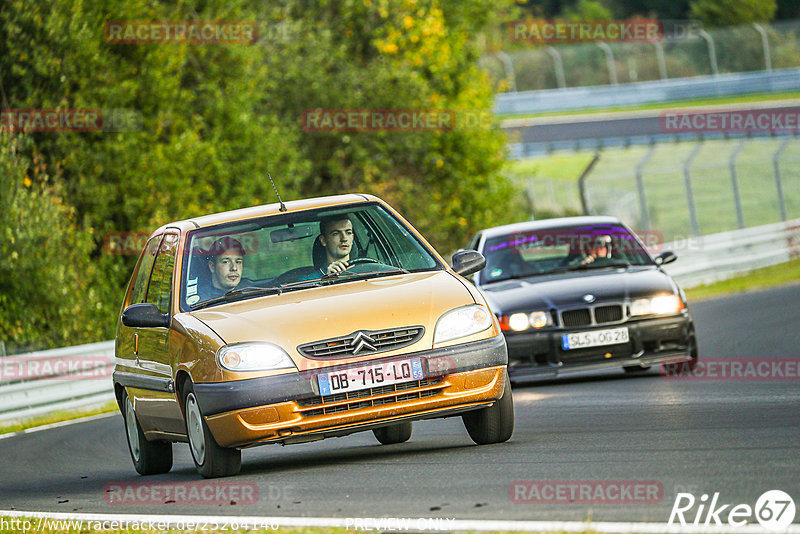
left=655, top=250, right=677, bottom=266
left=451, top=249, right=486, bottom=277
left=122, top=303, right=170, bottom=328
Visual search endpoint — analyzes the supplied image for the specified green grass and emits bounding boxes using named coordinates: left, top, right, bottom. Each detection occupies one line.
left=497, top=90, right=800, bottom=120
left=508, top=137, right=800, bottom=241
left=686, top=257, right=800, bottom=302
left=0, top=401, right=118, bottom=435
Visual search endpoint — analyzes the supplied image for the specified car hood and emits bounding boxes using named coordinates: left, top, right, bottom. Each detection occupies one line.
left=190, top=271, right=473, bottom=359
left=480, top=266, right=677, bottom=314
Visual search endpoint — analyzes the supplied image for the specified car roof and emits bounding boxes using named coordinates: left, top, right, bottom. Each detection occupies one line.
left=478, top=216, right=624, bottom=239
left=153, top=193, right=376, bottom=233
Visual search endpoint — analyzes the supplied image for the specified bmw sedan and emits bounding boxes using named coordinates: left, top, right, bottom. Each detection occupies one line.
left=466, top=216, right=698, bottom=383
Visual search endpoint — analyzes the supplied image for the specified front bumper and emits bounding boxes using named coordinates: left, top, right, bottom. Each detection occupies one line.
left=504, top=312, right=693, bottom=381
left=196, top=335, right=508, bottom=448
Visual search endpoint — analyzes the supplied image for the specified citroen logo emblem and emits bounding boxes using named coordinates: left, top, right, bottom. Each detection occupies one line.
left=351, top=331, right=377, bottom=355
left=583, top=294, right=596, bottom=303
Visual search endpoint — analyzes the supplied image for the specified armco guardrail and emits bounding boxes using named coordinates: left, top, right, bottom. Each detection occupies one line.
left=657, top=218, right=800, bottom=289
left=0, top=341, right=115, bottom=422
left=2, top=219, right=799, bottom=423
left=495, top=68, right=800, bottom=116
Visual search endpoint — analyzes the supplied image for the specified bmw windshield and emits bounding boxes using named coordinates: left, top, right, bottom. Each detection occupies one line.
left=479, top=223, right=654, bottom=285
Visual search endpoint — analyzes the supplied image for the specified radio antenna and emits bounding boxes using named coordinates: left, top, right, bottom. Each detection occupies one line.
left=268, top=171, right=287, bottom=212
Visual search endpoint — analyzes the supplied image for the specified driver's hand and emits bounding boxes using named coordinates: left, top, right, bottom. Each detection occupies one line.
left=580, top=255, right=596, bottom=265
left=326, top=260, right=350, bottom=274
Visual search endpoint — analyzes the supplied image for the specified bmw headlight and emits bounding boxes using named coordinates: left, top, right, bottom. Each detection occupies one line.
left=216, top=343, right=297, bottom=372
left=505, top=311, right=552, bottom=331
left=630, top=294, right=683, bottom=316
left=433, top=305, right=493, bottom=344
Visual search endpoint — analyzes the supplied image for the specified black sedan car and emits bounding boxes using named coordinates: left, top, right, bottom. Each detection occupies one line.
left=466, top=216, right=697, bottom=382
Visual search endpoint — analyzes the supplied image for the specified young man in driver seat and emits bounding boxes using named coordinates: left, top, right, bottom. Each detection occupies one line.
left=318, top=215, right=354, bottom=275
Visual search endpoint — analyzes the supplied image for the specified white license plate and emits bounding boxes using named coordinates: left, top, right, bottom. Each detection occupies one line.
left=317, top=357, right=424, bottom=395
left=561, top=327, right=629, bottom=350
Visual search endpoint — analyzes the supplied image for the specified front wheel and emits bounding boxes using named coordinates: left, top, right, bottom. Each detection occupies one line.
left=373, top=422, right=412, bottom=445
left=122, top=390, right=173, bottom=475
left=462, top=374, right=514, bottom=445
left=183, top=383, right=241, bottom=478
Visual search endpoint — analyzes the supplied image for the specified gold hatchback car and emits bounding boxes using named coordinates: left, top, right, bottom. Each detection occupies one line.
left=113, top=194, right=513, bottom=478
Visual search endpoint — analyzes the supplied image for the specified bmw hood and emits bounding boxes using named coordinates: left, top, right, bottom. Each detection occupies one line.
left=480, top=266, right=678, bottom=314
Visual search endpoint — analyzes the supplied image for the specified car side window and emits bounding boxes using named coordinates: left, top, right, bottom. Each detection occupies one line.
left=128, top=236, right=163, bottom=305
left=145, top=233, right=179, bottom=315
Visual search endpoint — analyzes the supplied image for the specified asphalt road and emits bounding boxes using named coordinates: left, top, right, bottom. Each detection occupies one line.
left=2, top=283, right=799, bottom=524
left=502, top=104, right=800, bottom=145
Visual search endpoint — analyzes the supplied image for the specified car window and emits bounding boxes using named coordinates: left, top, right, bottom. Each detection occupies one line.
left=180, top=203, right=442, bottom=311
left=145, top=233, right=179, bottom=315
left=480, top=224, right=653, bottom=284
left=128, top=235, right=163, bottom=305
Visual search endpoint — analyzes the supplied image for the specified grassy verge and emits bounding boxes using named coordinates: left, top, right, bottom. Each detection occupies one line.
left=0, top=401, right=118, bottom=436
left=497, top=90, right=800, bottom=120
left=685, top=257, right=800, bottom=302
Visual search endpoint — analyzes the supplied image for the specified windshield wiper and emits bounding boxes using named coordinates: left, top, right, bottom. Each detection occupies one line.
left=564, top=261, right=631, bottom=271
left=190, top=286, right=283, bottom=310
left=320, top=267, right=409, bottom=282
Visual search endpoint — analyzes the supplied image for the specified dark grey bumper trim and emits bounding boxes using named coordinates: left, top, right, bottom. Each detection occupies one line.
left=194, top=335, right=507, bottom=416
left=114, top=371, right=174, bottom=393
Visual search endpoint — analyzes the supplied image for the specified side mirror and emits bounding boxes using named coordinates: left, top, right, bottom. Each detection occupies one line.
left=451, top=249, right=486, bottom=277
left=122, top=303, right=170, bottom=328
left=655, top=250, right=677, bottom=266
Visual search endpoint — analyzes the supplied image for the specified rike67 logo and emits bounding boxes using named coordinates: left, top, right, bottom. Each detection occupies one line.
left=669, top=490, right=796, bottom=530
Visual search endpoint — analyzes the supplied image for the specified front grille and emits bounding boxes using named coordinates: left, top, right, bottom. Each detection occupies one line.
left=298, top=326, right=424, bottom=358
left=562, top=309, right=591, bottom=327
left=560, top=304, right=625, bottom=327
left=594, top=305, right=623, bottom=323
left=297, top=378, right=443, bottom=417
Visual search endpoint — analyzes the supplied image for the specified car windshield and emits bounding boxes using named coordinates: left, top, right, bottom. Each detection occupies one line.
left=479, top=223, right=654, bottom=285
left=180, top=203, right=442, bottom=311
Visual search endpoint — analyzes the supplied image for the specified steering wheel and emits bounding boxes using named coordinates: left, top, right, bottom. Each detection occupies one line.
left=347, top=257, right=380, bottom=266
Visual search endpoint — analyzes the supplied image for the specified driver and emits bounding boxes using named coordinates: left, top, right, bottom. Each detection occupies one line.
left=202, top=237, right=245, bottom=299
left=318, top=215, right=354, bottom=274
left=577, top=234, right=613, bottom=265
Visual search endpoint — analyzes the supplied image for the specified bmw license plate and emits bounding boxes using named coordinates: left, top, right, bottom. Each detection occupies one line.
left=317, top=357, right=424, bottom=395
left=561, top=327, right=629, bottom=350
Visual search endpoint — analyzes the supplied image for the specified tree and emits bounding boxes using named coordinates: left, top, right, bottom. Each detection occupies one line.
left=689, top=0, right=777, bottom=27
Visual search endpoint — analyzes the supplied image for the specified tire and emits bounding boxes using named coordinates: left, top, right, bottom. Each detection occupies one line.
left=462, top=373, right=514, bottom=445
left=373, top=422, right=412, bottom=445
left=662, top=323, right=699, bottom=375
left=183, top=382, right=241, bottom=478
left=121, top=390, right=173, bottom=476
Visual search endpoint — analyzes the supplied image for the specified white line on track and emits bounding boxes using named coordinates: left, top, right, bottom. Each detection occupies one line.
left=2, top=510, right=798, bottom=533
left=0, top=411, right=116, bottom=441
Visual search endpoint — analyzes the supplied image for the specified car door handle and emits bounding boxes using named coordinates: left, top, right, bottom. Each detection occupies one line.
left=134, top=332, right=139, bottom=356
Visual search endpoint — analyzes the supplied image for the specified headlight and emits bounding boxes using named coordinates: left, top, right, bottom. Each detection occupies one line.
left=216, top=343, right=297, bottom=372
left=630, top=294, right=683, bottom=316
left=504, top=311, right=552, bottom=331
left=433, top=305, right=493, bottom=344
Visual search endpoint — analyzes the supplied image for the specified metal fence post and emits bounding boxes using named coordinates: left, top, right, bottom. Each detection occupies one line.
left=635, top=146, right=657, bottom=230
left=653, top=41, right=668, bottom=80
left=772, top=138, right=790, bottom=221
left=683, top=143, right=704, bottom=236
left=596, top=42, right=618, bottom=85
left=752, top=23, right=772, bottom=71
left=698, top=30, right=719, bottom=76
left=545, top=46, right=567, bottom=89
left=578, top=152, right=601, bottom=215
left=729, top=140, right=747, bottom=228
left=495, top=51, right=517, bottom=92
